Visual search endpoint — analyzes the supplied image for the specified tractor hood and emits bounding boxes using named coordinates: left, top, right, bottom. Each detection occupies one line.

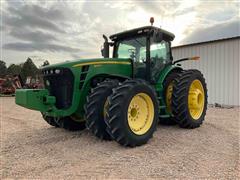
left=41, top=58, right=131, bottom=70
left=29, top=57, right=132, bottom=117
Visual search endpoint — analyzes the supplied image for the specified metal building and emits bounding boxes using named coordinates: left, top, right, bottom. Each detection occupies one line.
left=172, top=37, right=240, bottom=106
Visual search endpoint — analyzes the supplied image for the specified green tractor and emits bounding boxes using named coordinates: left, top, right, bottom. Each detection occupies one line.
left=15, top=18, right=208, bottom=147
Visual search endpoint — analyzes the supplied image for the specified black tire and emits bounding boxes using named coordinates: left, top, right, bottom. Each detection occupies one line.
left=106, top=79, right=159, bottom=147
left=161, top=70, right=182, bottom=125
left=56, top=116, right=86, bottom=131
left=41, top=113, right=59, bottom=127
left=85, top=80, right=119, bottom=140
left=172, top=70, right=208, bottom=128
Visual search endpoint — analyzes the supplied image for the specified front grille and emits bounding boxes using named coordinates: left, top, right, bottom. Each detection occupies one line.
left=42, top=68, right=74, bottom=109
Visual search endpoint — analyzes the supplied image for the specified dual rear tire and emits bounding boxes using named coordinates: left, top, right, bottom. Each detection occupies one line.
left=172, top=70, right=208, bottom=128
left=162, top=69, right=208, bottom=128
left=161, top=71, right=181, bottom=125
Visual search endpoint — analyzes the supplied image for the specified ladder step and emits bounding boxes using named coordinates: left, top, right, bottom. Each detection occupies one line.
left=159, top=114, right=171, bottom=118
left=159, top=105, right=166, bottom=109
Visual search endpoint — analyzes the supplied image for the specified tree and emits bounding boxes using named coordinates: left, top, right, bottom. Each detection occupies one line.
left=7, top=64, right=22, bottom=76
left=0, top=60, right=7, bottom=78
left=20, top=58, right=39, bottom=83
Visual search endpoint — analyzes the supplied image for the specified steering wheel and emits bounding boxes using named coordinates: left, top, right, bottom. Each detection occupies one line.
left=150, top=57, right=157, bottom=68
left=141, top=57, right=146, bottom=64
left=128, top=49, right=136, bottom=59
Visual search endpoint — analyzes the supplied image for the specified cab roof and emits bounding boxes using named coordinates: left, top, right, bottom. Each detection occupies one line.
left=109, top=26, right=175, bottom=42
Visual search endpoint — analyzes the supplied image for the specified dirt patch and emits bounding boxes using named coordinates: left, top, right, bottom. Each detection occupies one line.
left=1, top=97, right=239, bottom=179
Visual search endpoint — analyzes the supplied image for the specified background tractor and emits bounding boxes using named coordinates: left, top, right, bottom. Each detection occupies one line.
left=15, top=18, right=208, bottom=147
left=0, top=75, right=23, bottom=95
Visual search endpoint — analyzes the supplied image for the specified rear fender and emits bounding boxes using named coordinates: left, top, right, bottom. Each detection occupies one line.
left=155, top=66, right=183, bottom=91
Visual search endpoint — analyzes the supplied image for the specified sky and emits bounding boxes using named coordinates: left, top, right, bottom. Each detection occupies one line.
left=1, top=0, right=240, bottom=66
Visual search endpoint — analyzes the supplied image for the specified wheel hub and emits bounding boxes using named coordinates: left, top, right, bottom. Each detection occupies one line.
left=130, top=106, right=138, bottom=119
left=189, top=89, right=203, bottom=109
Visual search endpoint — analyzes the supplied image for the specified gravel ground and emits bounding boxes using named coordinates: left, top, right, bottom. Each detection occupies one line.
left=1, top=97, right=239, bottom=179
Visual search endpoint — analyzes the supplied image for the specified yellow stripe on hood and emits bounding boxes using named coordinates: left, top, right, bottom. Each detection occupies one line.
left=73, top=61, right=131, bottom=67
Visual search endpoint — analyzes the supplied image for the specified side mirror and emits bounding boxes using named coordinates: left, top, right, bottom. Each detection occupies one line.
left=101, top=34, right=109, bottom=58
left=101, top=46, right=105, bottom=57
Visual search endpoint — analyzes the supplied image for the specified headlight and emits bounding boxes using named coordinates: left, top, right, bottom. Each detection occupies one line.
left=55, top=69, right=60, bottom=74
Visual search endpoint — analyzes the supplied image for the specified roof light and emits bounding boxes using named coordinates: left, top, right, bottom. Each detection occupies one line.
left=150, top=17, right=154, bottom=26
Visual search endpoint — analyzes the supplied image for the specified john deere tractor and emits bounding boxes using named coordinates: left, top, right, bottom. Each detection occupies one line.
left=15, top=19, right=208, bottom=147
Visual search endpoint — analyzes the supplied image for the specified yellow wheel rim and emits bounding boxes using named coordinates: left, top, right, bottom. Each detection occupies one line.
left=127, top=93, right=154, bottom=135
left=166, top=82, right=173, bottom=113
left=188, top=80, right=205, bottom=120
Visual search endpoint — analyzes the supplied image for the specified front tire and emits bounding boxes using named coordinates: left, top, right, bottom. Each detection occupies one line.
left=172, top=70, right=208, bottom=128
left=56, top=116, right=86, bottom=131
left=106, top=79, right=159, bottom=147
left=41, top=113, right=59, bottom=127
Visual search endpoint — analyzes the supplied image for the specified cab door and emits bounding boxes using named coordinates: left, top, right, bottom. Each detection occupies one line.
left=149, top=40, right=171, bottom=83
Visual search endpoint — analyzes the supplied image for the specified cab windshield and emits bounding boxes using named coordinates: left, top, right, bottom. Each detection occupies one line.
left=115, top=37, right=170, bottom=63
left=114, top=36, right=146, bottom=62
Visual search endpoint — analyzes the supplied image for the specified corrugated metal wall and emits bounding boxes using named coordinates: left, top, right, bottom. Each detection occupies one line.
left=172, top=38, right=240, bottom=106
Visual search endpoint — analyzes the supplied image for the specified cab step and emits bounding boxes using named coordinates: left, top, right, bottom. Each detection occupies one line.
left=159, top=114, right=171, bottom=118
left=159, top=105, right=166, bottom=110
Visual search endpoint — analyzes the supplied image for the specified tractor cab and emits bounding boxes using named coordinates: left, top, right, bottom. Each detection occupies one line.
left=102, top=23, right=175, bottom=83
